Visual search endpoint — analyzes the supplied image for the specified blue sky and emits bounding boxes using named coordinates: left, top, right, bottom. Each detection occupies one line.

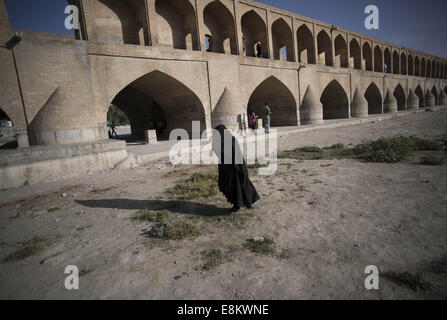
left=4, top=0, right=446, bottom=58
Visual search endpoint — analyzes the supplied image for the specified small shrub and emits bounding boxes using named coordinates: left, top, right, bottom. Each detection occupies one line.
left=134, top=209, right=169, bottom=223
left=411, top=137, right=443, bottom=151
left=47, top=207, right=61, bottom=212
left=150, top=220, right=201, bottom=240
left=297, top=146, right=323, bottom=153
left=201, top=249, right=224, bottom=270
left=420, top=155, right=444, bottom=166
left=170, top=171, right=219, bottom=200
left=354, top=137, right=414, bottom=163
left=243, top=237, right=275, bottom=255
left=247, top=160, right=269, bottom=169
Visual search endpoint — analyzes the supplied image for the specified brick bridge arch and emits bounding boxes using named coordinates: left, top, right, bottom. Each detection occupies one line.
left=247, top=76, right=298, bottom=127
left=102, top=69, right=209, bottom=140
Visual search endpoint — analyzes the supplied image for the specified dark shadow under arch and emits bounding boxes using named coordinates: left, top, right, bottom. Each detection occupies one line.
left=432, top=87, right=438, bottom=105
left=110, top=71, right=206, bottom=140
left=248, top=76, right=297, bottom=126
left=415, top=85, right=424, bottom=108
left=320, top=80, right=349, bottom=119
left=394, top=84, right=406, bottom=110
left=365, top=83, right=382, bottom=114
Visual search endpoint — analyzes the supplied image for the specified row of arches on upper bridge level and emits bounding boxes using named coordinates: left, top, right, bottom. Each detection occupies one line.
left=104, top=69, right=447, bottom=143
left=91, top=0, right=446, bottom=77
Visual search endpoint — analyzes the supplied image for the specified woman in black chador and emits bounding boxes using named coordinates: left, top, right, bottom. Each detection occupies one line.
left=212, top=125, right=260, bottom=213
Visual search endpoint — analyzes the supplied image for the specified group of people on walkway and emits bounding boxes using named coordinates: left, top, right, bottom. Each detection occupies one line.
left=248, top=101, right=272, bottom=134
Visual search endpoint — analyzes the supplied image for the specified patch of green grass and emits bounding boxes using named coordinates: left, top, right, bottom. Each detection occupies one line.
left=297, top=146, right=323, bottom=153
left=411, top=137, right=443, bottom=151
left=243, top=237, right=275, bottom=255
left=420, top=155, right=444, bottom=166
left=2, top=237, right=47, bottom=263
left=201, top=249, right=224, bottom=270
left=134, top=209, right=169, bottom=223
left=382, top=271, right=433, bottom=292
left=187, top=210, right=253, bottom=229
left=353, top=137, right=412, bottom=163
left=169, top=171, right=219, bottom=200
left=150, top=220, right=201, bottom=240
left=47, top=207, right=61, bottom=212
left=247, top=160, right=269, bottom=169
left=279, top=137, right=444, bottom=164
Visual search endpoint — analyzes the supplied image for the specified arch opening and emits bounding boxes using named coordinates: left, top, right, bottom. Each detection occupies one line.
left=415, top=86, right=424, bottom=108
left=374, top=46, right=383, bottom=72
left=155, top=0, right=199, bottom=50
left=415, top=56, right=420, bottom=76
left=393, top=84, right=406, bottom=111
left=393, top=51, right=400, bottom=74
left=297, top=25, right=315, bottom=64
left=241, top=10, right=268, bottom=58
left=334, top=35, right=348, bottom=68
left=272, top=18, right=294, bottom=62
left=247, top=77, right=297, bottom=127
left=400, top=53, right=407, bottom=75
left=203, top=1, right=237, bottom=55
left=408, top=55, right=413, bottom=75
left=364, top=83, right=383, bottom=114
left=320, top=80, right=349, bottom=119
left=349, top=39, right=361, bottom=70
left=362, top=43, right=372, bottom=71
left=317, top=30, right=333, bottom=66
left=94, top=0, right=149, bottom=45
left=421, top=58, right=426, bottom=77
left=427, top=59, right=431, bottom=78
left=109, top=71, right=206, bottom=141
left=384, top=48, right=391, bottom=73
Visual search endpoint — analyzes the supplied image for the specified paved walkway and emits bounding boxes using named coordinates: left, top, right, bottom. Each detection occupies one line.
left=114, top=109, right=429, bottom=164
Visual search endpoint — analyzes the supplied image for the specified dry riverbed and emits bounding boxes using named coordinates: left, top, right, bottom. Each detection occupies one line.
left=1, top=110, right=447, bottom=299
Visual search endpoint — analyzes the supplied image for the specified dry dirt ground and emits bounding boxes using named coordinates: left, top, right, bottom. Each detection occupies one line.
left=1, top=110, right=447, bottom=300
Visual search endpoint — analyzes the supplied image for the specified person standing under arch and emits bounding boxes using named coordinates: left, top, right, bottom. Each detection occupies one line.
left=263, top=101, right=271, bottom=134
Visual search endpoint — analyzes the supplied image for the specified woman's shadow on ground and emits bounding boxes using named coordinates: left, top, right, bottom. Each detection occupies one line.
left=76, top=199, right=230, bottom=217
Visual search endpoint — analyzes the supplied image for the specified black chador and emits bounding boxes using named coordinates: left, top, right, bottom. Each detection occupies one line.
left=212, top=125, right=260, bottom=213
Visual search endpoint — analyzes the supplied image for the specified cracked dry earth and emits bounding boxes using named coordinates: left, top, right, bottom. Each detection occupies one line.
left=1, top=110, right=447, bottom=299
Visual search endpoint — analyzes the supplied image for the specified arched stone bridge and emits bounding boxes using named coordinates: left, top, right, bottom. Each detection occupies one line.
left=0, top=0, right=446, bottom=146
